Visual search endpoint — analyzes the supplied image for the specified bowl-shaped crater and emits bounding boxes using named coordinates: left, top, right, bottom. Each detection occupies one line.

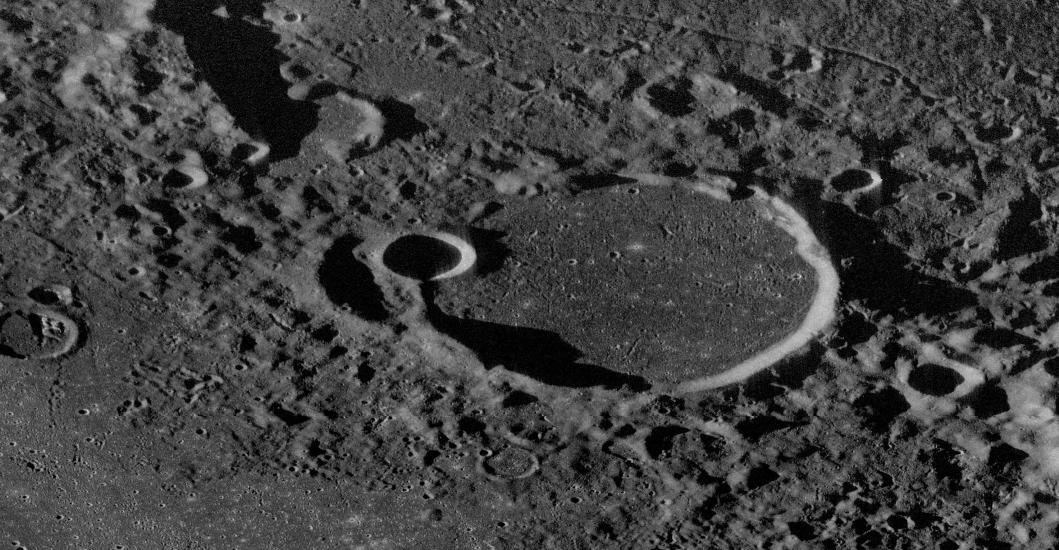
left=382, top=233, right=473, bottom=281
left=828, top=168, right=881, bottom=193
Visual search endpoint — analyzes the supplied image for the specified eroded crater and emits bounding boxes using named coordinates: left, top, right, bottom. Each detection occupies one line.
left=0, top=308, right=79, bottom=359
left=481, top=446, right=540, bottom=479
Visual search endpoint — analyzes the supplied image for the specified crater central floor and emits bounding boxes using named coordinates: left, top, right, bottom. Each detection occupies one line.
left=433, top=184, right=817, bottom=385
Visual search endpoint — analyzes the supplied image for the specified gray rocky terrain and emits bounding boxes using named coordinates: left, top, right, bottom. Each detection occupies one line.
left=2, top=0, right=1059, bottom=548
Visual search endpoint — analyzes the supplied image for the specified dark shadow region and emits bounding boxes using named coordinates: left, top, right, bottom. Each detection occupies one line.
left=375, top=97, right=429, bottom=148
left=465, top=227, right=510, bottom=277
left=740, top=343, right=826, bottom=402
left=568, top=173, right=638, bottom=193
left=799, top=198, right=977, bottom=317
left=423, top=285, right=649, bottom=391
left=318, top=235, right=388, bottom=321
left=151, top=0, right=318, bottom=160
left=381, top=234, right=461, bottom=280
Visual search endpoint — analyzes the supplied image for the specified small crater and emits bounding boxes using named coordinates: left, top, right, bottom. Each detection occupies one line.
left=646, top=78, right=695, bottom=117
left=780, top=47, right=823, bottom=75
left=926, top=441, right=962, bottom=487
left=645, top=425, right=689, bottom=459
left=220, top=225, right=262, bottom=254
left=828, top=168, right=881, bottom=193
left=156, top=253, right=182, bottom=268
left=162, top=166, right=207, bottom=190
left=399, top=181, right=418, bottom=200
left=482, top=446, right=539, bottom=479
left=886, top=514, right=910, bottom=530
left=381, top=234, right=468, bottom=281
left=28, top=285, right=72, bottom=306
left=281, top=62, right=313, bottom=81
left=853, top=386, right=910, bottom=431
left=128, top=104, right=159, bottom=125
left=356, top=362, right=375, bottom=384
left=907, top=364, right=964, bottom=396
left=310, top=324, right=338, bottom=343
left=114, top=204, right=140, bottom=220
left=975, top=124, right=1021, bottom=143
left=838, top=311, right=877, bottom=345
left=501, top=390, right=538, bottom=408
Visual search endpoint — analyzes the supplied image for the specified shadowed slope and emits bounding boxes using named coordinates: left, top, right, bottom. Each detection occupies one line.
left=151, top=0, right=318, bottom=160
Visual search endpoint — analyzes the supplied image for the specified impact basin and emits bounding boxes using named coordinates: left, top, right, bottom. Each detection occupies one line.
left=432, top=184, right=819, bottom=386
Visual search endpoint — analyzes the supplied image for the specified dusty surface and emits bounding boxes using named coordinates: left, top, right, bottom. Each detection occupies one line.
left=3, top=0, right=1059, bottom=548
left=431, top=184, right=816, bottom=385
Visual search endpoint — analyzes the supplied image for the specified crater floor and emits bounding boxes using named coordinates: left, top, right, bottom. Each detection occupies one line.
left=432, top=184, right=816, bottom=384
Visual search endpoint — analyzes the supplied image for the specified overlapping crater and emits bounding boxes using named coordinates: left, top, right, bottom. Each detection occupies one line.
left=388, top=184, right=820, bottom=387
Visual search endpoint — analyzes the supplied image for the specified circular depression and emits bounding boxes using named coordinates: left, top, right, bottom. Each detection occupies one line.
left=432, top=184, right=819, bottom=386
left=0, top=308, right=79, bottom=360
left=381, top=232, right=477, bottom=281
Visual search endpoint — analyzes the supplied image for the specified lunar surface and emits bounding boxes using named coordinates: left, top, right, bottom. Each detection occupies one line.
left=428, top=184, right=818, bottom=386
left=4, top=0, right=1059, bottom=548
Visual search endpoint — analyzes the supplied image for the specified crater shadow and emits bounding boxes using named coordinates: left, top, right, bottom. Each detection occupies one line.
left=797, top=197, right=977, bottom=317
left=318, top=235, right=388, bottom=321
left=151, top=0, right=318, bottom=160
left=465, top=227, right=510, bottom=276
left=422, top=284, right=650, bottom=391
left=569, top=173, right=639, bottom=193
left=375, top=97, right=429, bottom=149
left=717, top=66, right=796, bottom=117
left=646, top=78, right=695, bottom=117
left=740, top=342, right=826, bottom=402
left=381, top=234, right=461, bottom=280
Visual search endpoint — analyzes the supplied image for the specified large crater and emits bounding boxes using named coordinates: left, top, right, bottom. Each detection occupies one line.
left=429, top=184, right=817, bottom=386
